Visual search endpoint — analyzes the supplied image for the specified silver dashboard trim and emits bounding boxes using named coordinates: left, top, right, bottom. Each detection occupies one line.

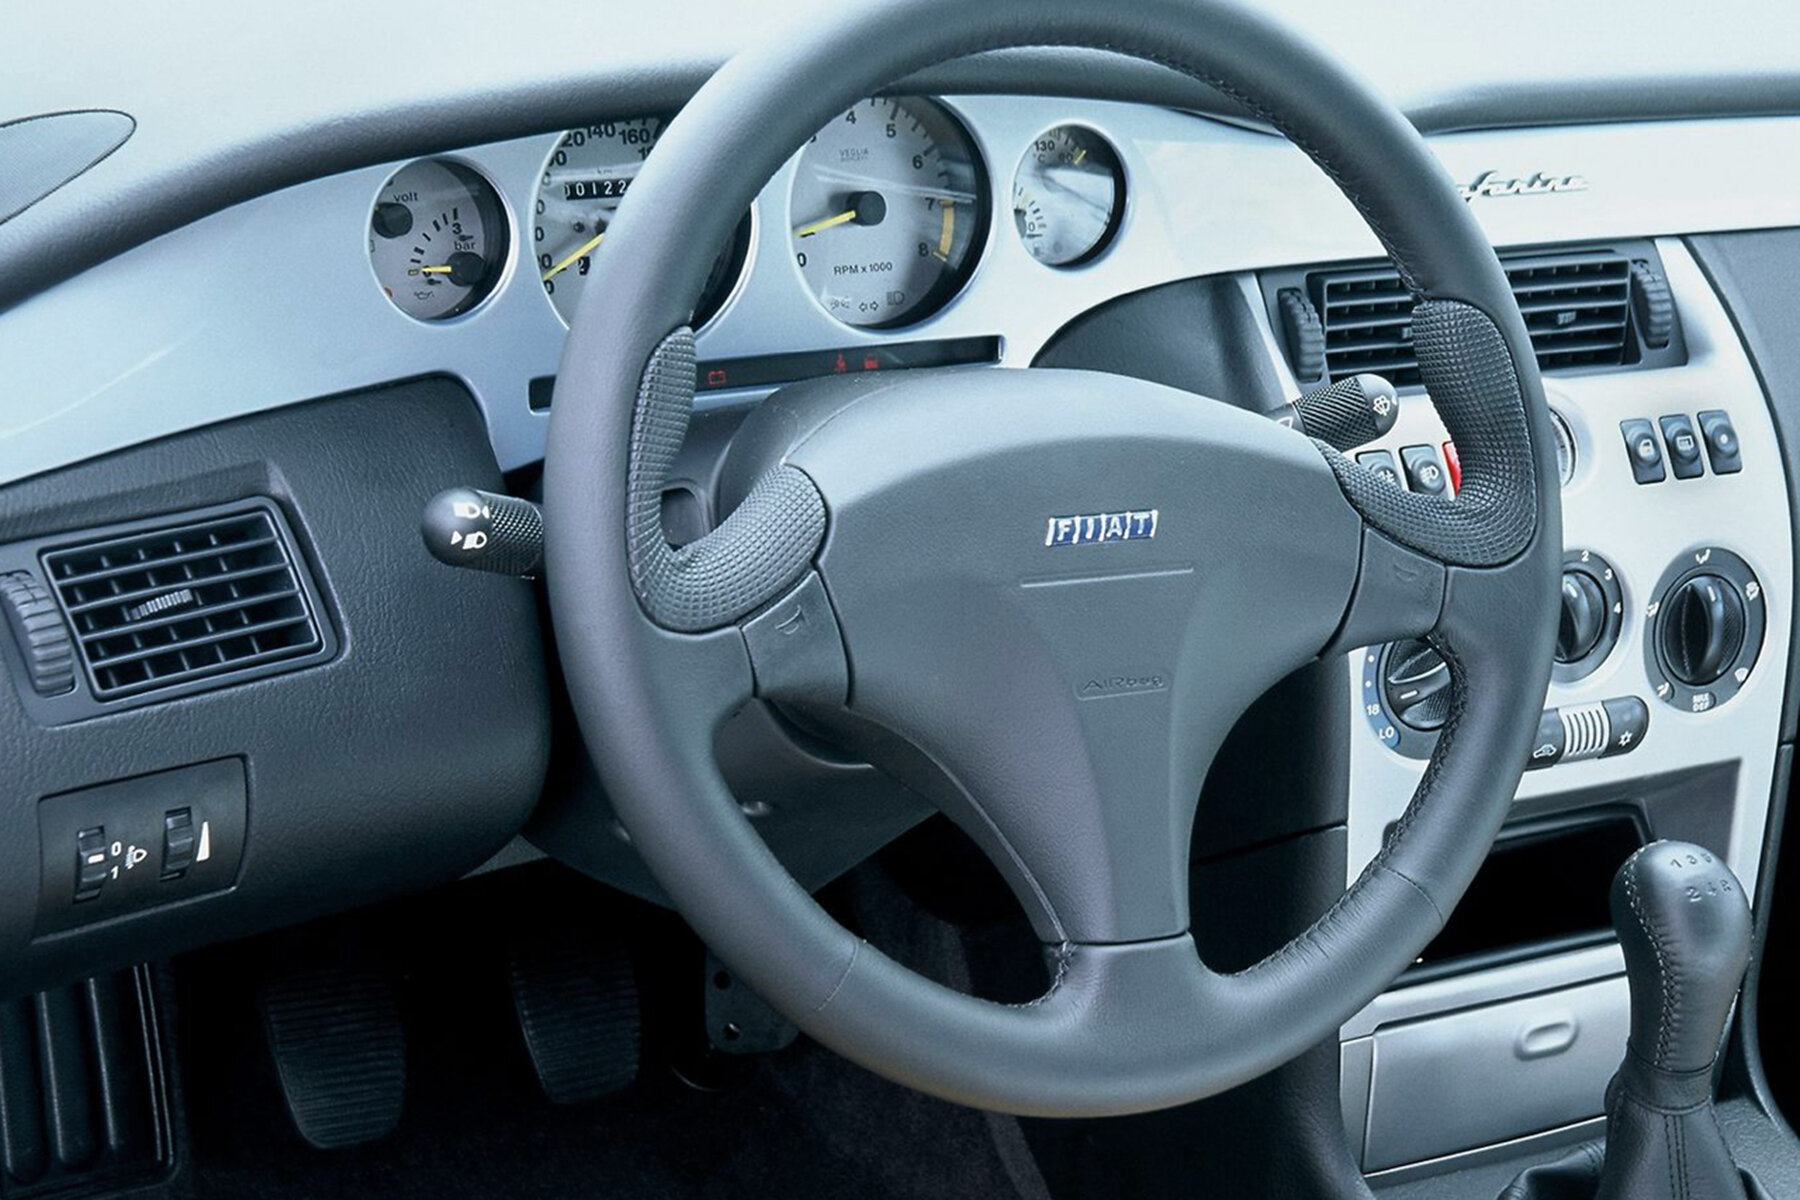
left=4, top=108, right=1800, bottom=485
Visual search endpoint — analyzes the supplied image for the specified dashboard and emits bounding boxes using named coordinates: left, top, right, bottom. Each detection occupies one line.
left=7, top=7, right=1800, bottom=1187
left=9, top=103, right=1800, bottom=487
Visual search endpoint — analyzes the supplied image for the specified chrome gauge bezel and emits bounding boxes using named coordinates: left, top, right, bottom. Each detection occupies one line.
left=365, top=157, right=514, bottom=324
left=531, top=119, right=756, bottom=333
left=1011, top=122, right=1128, bottom=269
left=786, top=96, right=991, bottom=331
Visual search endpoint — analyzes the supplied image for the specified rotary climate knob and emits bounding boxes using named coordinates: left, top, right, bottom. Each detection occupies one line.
left=1556, top=569, right=1608, bottom=663
left=1382, top=639, right=1452, bottom=732
left=1658, top=574, right=1747, bottom=687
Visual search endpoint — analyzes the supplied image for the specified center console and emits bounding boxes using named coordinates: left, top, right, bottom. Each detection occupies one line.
left=1254, top=239, right=1793, bottom=1183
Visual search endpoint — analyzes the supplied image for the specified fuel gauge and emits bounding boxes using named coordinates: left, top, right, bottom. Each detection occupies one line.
left=1012, top=126, right=1125, bottom=268
left=368, top=159, right=509, bottom=321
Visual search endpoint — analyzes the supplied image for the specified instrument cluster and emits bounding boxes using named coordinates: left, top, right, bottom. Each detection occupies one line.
left=364, top=97, right=1130, bottom=332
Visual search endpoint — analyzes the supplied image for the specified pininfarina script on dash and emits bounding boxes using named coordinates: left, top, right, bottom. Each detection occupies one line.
left=1458, top=170, right=1589, bottom=201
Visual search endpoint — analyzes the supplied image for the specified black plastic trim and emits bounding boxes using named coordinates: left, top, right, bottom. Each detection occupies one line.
left=0, top=375, right=549, bottom=1000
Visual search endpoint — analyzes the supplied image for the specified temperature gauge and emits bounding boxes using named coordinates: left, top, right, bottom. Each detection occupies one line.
left=368, top=159, right=508, bottom=321
left=1012, top=126, right=1125, bottom=268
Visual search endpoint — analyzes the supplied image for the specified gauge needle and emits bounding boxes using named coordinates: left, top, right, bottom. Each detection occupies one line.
left=543, top=230, right=606, bottom=281
left=793, top=210, right=858, bottom=238
left=415, top=265, right=456, bottom=275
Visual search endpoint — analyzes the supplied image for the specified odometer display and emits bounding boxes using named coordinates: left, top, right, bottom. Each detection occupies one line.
left=534, top=118, right=749, bottom=328
left=789, top=97, right=987, bottom=328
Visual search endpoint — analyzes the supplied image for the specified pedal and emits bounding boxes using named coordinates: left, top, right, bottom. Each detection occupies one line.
left=507, top=933, right=639, bottom=1104
left=258, top=966, right=405, bottom=1149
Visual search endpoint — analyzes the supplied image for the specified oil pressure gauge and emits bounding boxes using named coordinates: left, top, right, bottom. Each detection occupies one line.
left=368, top=159, right=509, bottom=321
left=1012, top=125, right=1125, bottom=267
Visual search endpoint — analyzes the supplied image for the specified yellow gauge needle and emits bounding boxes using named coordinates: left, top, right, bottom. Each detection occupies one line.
left=542, top=231, right=606, bottom=281
left=415, top=265, right=456, bottom=275
left=793, top=210, right=858, bottom=239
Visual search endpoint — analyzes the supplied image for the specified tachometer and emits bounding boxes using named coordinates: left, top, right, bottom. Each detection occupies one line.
left=789, top=97, right=987, bottom=328
left=534, top=119, right=751, bottom=327
left=368, top=159, right=508, bottom=321
left=1012, top=125, right=1124, bottom=267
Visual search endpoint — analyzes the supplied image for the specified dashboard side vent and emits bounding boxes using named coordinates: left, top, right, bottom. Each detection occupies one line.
left=1294, top=246, right=1668, bottom=387
left=43, top=504, right=328, bottom=701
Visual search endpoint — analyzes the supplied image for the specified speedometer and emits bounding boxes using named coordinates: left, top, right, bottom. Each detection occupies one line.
left=789, top=97, right=987, bottom=328
left=534, top=118, right=751, bottom=328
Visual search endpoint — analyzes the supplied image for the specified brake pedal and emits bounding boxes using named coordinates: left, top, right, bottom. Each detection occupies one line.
left=507, top=934, right=639, bottom=1104
left=259, top=967, right=405, bottom=1149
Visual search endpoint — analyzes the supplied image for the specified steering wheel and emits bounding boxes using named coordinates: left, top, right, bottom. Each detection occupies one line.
left=544, top=0, right=1560, bottom=1117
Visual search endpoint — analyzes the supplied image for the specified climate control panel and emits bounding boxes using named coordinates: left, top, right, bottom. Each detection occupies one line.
left=1644, top=546, right=1765, bottom=713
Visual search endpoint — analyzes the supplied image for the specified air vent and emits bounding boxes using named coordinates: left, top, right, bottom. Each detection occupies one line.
left=43, top=504, right=327, bottom=701
left=1309, top=249, right=1645, bottom=386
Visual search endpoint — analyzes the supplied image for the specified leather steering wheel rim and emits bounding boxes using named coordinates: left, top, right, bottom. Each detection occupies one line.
left=544, top=0, right=1561, bottom=1117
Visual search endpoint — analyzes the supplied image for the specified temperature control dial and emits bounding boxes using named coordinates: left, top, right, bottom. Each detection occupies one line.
left=1646, top=548, right=1766, bottom=712
left=1553, top=549, right=1623, bottom=683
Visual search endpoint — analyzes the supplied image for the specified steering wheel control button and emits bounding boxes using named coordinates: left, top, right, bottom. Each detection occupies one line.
left=74, top=827, right=108, bottom=903
left=1697, top=410, right=1743, bottom=474
left=1355, top=450, right=1401, bottom=488
left=1659, top=414, right=1705, bottom=479
left=1525, top=709, right=1566, bottom=771
left=1553, top=550, right=1623, bottom=683
left=741, top=573, right=849, bottom=707
left=1620, top=418, right=1666, bottom=484
left=1399, top=445, right=1448, bottom=496
left=1646, top=547, right=1765, bottom=712
left=1601, top=696, right=1650, bottom=756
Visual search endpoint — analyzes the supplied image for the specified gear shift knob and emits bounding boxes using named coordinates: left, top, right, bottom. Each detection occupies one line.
left=1612, top=840, right=1752, bottom=1075
left=1592, top=840, right=1753, bottom=1200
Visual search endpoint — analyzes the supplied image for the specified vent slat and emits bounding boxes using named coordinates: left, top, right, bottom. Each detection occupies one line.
left=1523, top=316, right=1629, bottom=337
left=42, top=509, right=326, bottom=702
left=85, top=615, right=317, bottom=670
left=1311, top=250, right=1638, bottom=385
left=1507, top=279, right=1628, bottom=300
left=51, top=533, right=281, bottom=588
left=86, top=644, right=319, bottom=701
left=62, top=562, right=291, bottom=616
left=1515, top=296, right=1628, bottom=316
left=76, top=587, right=302, bottom=644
